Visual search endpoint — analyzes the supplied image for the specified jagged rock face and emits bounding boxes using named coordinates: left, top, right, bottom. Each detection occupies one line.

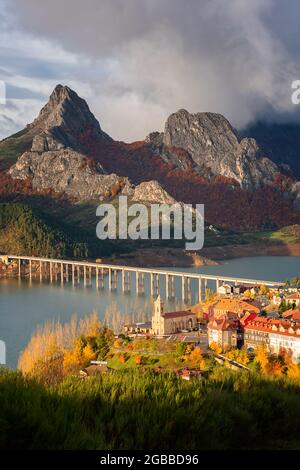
left=132, top=180, right=177, bottom=204
left=4, top=85, right=300, bottom=216
left=161, top=109, right=279, bottom=189
left=8, top=150, right=129, bottom=201
left=7, top=85, right=127, bottom=200
left=28, top=84, right=111, bottom=153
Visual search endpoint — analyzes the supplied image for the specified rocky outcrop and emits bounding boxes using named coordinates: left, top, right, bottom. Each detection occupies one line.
left=28, top=84, right=111, bottom=152
left=7, top=85, right=129, bottom=200
left=8, top=150, right=129, bottom=201
left=158, top=109, right=279, bottom=189
left=132, top=180, right=177, bottom=204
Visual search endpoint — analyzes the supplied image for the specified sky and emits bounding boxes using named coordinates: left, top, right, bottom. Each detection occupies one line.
left=0, top=0, right=300, bottom=141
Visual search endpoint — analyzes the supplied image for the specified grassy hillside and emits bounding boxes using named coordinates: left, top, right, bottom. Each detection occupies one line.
left=1, top=367, right=300, bottom=450
left=0, top=128, right=34, bottom=170
left=0, top=202, right=120, bottom=259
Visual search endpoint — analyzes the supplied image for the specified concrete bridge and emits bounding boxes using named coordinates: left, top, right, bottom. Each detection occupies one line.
left=1, top=254, right=283, bottom=303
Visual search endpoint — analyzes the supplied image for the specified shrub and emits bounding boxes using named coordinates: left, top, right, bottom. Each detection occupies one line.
left=134, top=355, right=143, bottom=365
left=118, top=353, right=127, bottom=364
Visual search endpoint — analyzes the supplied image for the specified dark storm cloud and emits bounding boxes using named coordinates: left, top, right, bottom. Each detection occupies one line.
left=2, top=0, right=300, bottom=140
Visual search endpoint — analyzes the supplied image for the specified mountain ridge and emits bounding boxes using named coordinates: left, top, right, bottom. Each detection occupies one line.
left=1, top=84, right=300, bottom=230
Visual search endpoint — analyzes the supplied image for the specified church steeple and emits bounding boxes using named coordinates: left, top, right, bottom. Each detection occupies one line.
left=154, top=295, right=164, bottom=318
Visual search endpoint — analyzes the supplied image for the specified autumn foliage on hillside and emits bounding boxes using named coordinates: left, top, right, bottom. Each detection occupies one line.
left=18, top=313, right=114, bottom=385
left=78, top=133, right=300, bottom=230
left=1, top=129, right=300, bottom=230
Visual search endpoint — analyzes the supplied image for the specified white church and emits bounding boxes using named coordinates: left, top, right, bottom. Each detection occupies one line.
left=152, top=296, right=197, bottom=336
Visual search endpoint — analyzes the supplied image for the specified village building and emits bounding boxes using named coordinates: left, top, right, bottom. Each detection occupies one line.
left=272, top=293, right=284, bottom=305
left=244, top=317, right=300, bottom=363
left=217, top=283, right=233, bottom=296
left=177, top=368, right=202, bottom=381
left=124, top=321, right=152, bottom=335
left=207, top=311, right=256, bottom=351
left=217, top=283, right=251, bottom=296
left=282, top=309, right=300, bottom=322
left=152, top=296, right=196, bottom=336
left=286, top=292, right=300, bottom=308
left=206, top=298, right=261, bottom=320
left=79, top=363, right=112, bottom=378
left=207, top=316, right=242, bottom=351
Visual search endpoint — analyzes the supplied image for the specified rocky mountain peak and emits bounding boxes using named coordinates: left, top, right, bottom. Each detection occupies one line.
left=163, top=110, right=240, bottom=153
left=160, top=109, right=279, bottom=189
left=25, top=84, right=111, bottom=153
left=29, top=84, right=101, bottom=135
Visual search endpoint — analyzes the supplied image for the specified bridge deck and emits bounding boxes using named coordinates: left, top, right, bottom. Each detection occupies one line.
left=5, top=254, right=283, bottom=286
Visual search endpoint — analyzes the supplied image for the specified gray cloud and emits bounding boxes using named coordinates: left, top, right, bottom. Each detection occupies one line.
left=1, top=0, right=300, bottom=141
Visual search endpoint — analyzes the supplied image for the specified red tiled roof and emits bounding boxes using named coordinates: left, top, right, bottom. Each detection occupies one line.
left=240, top=312, right=258, bottom=326
left=212, top=299, right=261, bottom=316
left=282, top=309, right=300, bottom=321
left=208, top=316, right=239, bottom=331
left=162, top=310, right=195, bottom=319
left=287, top=293, right=300, bottom=300
left=245, top=317, right=300, bottom=338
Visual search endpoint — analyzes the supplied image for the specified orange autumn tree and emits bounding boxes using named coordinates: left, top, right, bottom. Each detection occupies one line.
left=287, top=361, right=300, bottom=380
left=63, top=337, right=97, bottom=376
left=18, top=313, right=106, bottom=382
left=255, top=345, right=270, bottom=374
left=134, top=355, right=143, bottom=365
left=189, top=346, right=202, bottom=362
left=209, top=341, right=222, bottom=354
left=189, top=346, right=206, bottom=369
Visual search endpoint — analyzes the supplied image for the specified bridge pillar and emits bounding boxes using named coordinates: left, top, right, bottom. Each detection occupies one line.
left=112, top=270, right=117, bottom=290
left=141, top=272, right=145, bottom=293
left=166, top=273, right=169, bottom=299
left=83, top=266, right=87, bottom=287
left=171, top=275, right=175, bottom=299
left=29, top=259, right=32, bottom=281
left=126, top=271, right=130, bottom=291
left=204, top=279, right=207, bottom=299
left=182, top=275, right=185, bottom=302
left=108, top=268, right=112, bottom=290
left=61, top=263, right=64, bottom=284
left=150, top=272, right=154, bottom=296
left=156, top=273, right=160, bottom=296
left=121, top=269, right=125, bottom=292
left=40, top=261, right=43, bottom=282
left=187, top=277, right=191, bottom=303
left=198, top=278, right=202, bottom=303
left=136, top=271, right=139, bottom=295
left=96, top=267, right=99, bottom=289
left=50, top=262, right=53, bottom=283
